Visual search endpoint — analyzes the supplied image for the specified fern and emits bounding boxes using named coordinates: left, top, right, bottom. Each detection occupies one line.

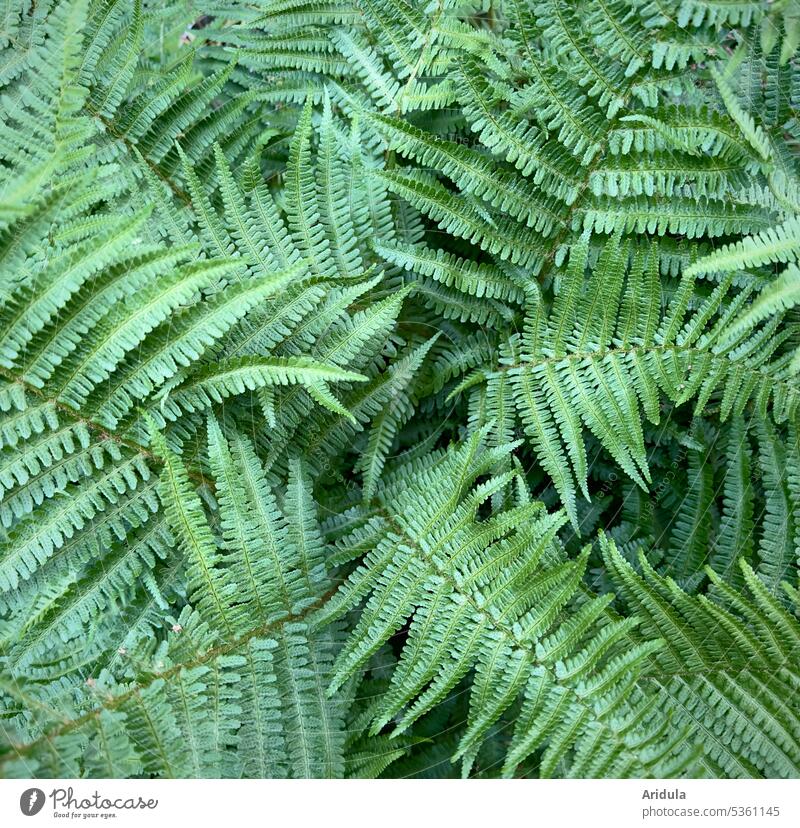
left=1, top=0, right=799, bottom=781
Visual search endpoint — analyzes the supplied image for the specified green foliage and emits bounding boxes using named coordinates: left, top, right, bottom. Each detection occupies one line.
left=0, top=0, right=798, bottom=780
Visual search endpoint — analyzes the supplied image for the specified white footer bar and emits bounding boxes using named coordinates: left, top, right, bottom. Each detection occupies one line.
left=1, top=779, right=796, bottom=827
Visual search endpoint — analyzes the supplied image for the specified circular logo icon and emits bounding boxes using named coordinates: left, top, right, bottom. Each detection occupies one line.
left=20, top=788, right=45, bottom=816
